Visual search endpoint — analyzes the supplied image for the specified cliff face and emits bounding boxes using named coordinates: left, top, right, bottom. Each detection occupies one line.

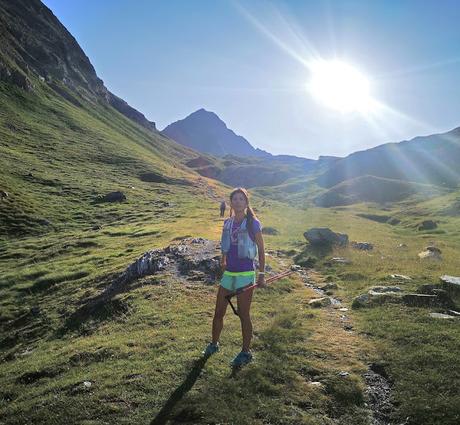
left=0, top=0, right=156, bottom=130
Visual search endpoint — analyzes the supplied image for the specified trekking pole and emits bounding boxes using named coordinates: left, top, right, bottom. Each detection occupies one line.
left=225, top=269, right=295, bottom=316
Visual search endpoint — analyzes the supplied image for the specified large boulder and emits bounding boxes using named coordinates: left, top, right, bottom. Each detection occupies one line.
left=304, top=228, right=348, bottom=246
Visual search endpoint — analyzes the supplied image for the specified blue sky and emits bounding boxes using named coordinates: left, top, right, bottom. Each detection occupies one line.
left=43, top=0, right=460, bottom=159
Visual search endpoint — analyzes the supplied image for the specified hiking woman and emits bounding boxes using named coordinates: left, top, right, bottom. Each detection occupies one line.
left=203, top=187, right=266, bottom=367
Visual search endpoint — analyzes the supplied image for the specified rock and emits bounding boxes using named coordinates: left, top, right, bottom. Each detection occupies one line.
left=262, top=227, right=278, bottom=235
left=352, top=287, right=403, bottom=309
left=97, top=191, right=126, bottom=203
left=418, top=246, right=442, bottom=260
left=309, top=297, right=332, bottom=308
left=429, top=313, right=456, bottom=319
left=390, top=274, right=411, bottom=280
left=330, top=257, right=351, bottom=264
left=338, top=371, right=349, bottom=377
left=447, top=310, right=460, bottom=316
left=418, top=220, right=437, bottom=231
left=352, top=294, right=370, bottom=309
left=351, top=241, right=374, bottom=250
left=0, top=190, right=8, bottom=200
left=402, top=294, right=441, bottom=307
left=416, top=284, right=439, bottom=294
left=440, top=275, right=460, bottom=293
left=303, top=228, right=348, bottom=247
left=320, top=283, right=338, bottom=290
left=338, top=307, right=348, bottom=312
left=83, top=381, right=92, bottom=388
left=369, top=286, right=402, bottom=294
left=397, top=243, right=408, bottom=249
left=290, top=264, right=302, bottom=271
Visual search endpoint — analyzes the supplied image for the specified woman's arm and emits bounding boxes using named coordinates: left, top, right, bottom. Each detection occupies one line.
left=254, top=232, right=266, bottom=287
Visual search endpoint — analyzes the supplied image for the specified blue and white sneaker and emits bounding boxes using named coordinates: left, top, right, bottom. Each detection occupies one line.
left=230, top=351, right=253, bottom=367
left=202, top=342, right=219, bottom=356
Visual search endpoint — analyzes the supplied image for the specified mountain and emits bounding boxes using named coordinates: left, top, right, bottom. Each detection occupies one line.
left=0, top=0, right=156, bottom=131
left=0, top=0, right=223, bottom=237
left=162, top=108, right=270, bottom=157
left=316, top=127, right=460, bottom=189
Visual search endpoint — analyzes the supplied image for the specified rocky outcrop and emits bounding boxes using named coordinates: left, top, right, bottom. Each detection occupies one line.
left=303, top=228, right=348, bottom=247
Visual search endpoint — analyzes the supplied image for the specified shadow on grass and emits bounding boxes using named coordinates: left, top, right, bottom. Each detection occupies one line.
left=150, top=354, right=210, bottom=425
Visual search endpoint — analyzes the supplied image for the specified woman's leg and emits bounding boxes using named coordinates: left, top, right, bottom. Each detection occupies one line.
left=212, top=285, right=231, bottom=344
left=236, top=288, right=254, bottom=352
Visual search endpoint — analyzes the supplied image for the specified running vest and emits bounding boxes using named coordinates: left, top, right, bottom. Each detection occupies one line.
left=220, top=217, right=258, bottom=260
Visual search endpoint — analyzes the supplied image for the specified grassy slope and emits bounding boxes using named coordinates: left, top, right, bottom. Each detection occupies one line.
left=1, top=80, right=460, bottom=424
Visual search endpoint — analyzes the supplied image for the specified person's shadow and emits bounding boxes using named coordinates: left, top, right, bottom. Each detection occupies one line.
left=150, top=354, right=210, bottom=425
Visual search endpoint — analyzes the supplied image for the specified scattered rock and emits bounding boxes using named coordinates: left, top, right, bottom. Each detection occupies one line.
left=351, top=241, right=374, bottom=250
left=418, top=246, right=442, bottom=260
left=418, top=220, right=437, bottom=231
left=96, top=191, right=126, bottom=203
left=402, top=294, right=443, bottom=307
left=319, top=283, right=338, bottom=291
left=389, top=274, right=411, bottom=280
left=309, top=297, right=332, bottom=308
left=440, top=275, right=460, bottom=294
left=330, top=257, right=351, bottom=264
left=303, top=228, right=348, bottom=247
left=429, top=313, right=456, bottom=319
left=262, top=227, right=278, bottom=235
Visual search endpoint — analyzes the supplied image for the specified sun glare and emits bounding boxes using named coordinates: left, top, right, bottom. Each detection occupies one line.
left=307, top=60, right=374, bottom=114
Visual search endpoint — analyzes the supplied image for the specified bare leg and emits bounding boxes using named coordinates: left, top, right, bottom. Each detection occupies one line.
left=236, top=287, right=254, bottom=352
left=211, top=285, right=231, bottom=344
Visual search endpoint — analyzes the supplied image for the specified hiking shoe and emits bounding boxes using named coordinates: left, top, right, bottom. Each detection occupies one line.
left=230, top=351, right=253, bottom=367
left=202, top=342, right=219, bottom=356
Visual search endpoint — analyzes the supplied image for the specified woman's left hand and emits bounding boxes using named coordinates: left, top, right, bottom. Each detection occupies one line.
left=257, top=274, right=266, bottom=288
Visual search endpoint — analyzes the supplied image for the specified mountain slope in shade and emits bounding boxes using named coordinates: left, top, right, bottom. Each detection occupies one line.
left=162, top=108, right=268, bottom=157
left=316, top=127, right=460, bottom=189
left=0, top=0, right=156, bottom=131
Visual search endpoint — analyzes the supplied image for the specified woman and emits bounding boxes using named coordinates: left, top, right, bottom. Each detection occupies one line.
left=203, top=187, right=266, bottom=367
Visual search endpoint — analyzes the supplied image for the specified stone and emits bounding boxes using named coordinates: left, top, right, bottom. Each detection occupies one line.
left=368, top=286, right=402, bottom=294
left=440, top=275, right=460, bottom=293
left=429, top=313, right=456, bottom=319
left=418, top=246, right=442, bottom=260
left=402, top=294, right=440, bottom=307
left=262, top=227, right=278, bottom=235
left=320, top=283, right=338, bottom=290
left=352, top=294, right=370, bottom=309
left=330, top=257, right=351, bottom=264
left=351, top=241, right=374, bottom=250
left=418, top=220, right=437, bottom=231
left=309, top=297, right=332, bottom=308
left=390, top=274, right=411, bottom=280
left=97, top=191, right=126, bottom=203
left=303, top=228, right=349, bottom=247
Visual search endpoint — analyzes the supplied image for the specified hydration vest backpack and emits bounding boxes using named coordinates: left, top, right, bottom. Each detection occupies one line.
left=221, top=217, right=258, bottom=260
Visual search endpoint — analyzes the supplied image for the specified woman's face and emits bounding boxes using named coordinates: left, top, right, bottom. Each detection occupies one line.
left=230, top=192, right=248, bottom=213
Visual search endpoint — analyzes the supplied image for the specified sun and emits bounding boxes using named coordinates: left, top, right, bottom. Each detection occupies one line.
left=307, top=60, right=374, bottom=114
